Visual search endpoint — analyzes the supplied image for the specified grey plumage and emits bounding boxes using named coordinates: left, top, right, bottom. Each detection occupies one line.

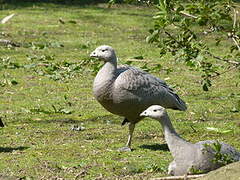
left=90, top=45, right=187, bottom=151
left=140, top=105, right=240, bottom=175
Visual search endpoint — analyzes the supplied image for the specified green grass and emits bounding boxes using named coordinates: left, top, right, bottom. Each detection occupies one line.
left=0, top=2, right=240, bottom=179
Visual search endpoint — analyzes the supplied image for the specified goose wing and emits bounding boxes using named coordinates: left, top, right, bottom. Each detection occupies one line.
left=113, top=65, right=187, bottom=111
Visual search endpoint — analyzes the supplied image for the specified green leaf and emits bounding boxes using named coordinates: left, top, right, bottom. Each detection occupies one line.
left=146, top=30, right=159, bottom=43
left=206, top=127, right=232, bottom=134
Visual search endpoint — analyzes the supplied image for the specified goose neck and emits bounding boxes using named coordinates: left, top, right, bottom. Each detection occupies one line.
left=94, top=58, right=117, bottom=89
left=159, top=114, right=189, bottom=157
left=103, top=59, right=117, bottom=73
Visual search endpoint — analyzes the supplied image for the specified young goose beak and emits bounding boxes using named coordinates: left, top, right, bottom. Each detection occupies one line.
left=90, top=51, right=97, bottom=58
left=140, top=110, right=148, bottom=117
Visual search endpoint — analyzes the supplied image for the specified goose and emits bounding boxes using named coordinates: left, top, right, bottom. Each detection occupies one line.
left=90, top=45, right=187, bottom=151
left=140, top=105, right=240, bottom=175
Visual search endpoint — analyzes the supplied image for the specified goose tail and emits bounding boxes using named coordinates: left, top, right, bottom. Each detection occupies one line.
left=172, top=93, right=187, bottom=111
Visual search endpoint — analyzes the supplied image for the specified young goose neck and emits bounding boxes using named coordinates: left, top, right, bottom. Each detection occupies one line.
left=104, top=59, right=117, bottom=73
left=158, top=113, right=191, bottom=157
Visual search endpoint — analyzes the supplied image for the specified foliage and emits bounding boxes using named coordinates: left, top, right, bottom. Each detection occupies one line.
left=0, top=54, right=101, bottom=82
left=151, top=0, right=240, bottom=91
left=0, top=57, right=21, bottom=70
left=112, top=0, right=240, bottom=91
left=204, top=141, right=236, bottom=166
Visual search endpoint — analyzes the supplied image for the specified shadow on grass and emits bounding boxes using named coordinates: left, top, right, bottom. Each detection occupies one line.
left=0, top=146, right=29, bottom=153
left=139, top=143, right=169, bottom=151
left=86, top=114, right=121, bottom=124
left=120, top=12, right=152, bottom=17
left=10, top=115, right=120, bottom=126
left=10, top=117, right=81, bottom=125
left=0, top=0, right=108, bottom=10
left=26, top=115, right=120, bottom=125
left=41, top=115, right=119, bottom=124
left=43, top=118, right=80, bottom=124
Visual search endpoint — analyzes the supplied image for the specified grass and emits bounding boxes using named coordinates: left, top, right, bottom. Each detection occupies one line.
left=0, top=2, right=240, bottom=179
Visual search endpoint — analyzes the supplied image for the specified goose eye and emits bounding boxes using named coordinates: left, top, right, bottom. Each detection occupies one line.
left=102, top=49, right=106, bottom=52
left=153, top=109, right=157, bottom=112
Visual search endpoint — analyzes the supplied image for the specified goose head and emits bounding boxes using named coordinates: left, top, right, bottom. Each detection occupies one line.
left=90, top=45, right=117, bottom=62
left=140, top=105, right=167, bottom=120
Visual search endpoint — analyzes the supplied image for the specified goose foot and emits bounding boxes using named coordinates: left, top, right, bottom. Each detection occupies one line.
left=118, top=146, right=132, bottom=152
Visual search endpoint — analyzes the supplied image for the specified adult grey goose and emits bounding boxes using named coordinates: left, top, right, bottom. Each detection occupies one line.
left=140, top=105, right=240, bottom=175
left=90, top=45, right=187, bottom=151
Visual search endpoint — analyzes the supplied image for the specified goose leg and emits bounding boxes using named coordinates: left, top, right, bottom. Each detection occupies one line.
left=118, top=123, right=135, bottom=152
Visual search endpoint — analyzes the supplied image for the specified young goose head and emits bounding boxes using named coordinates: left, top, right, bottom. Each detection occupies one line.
left=90, top=45, right=117, bottom=62
left=140, top=105, right=168, bottom=121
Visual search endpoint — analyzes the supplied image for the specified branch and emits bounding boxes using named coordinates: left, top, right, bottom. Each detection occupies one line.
left=179, top=11, right=197, bottom=19
left=164, top=31, right=180, bottom=44
left=173, top=8, right=197, bottom=19
left=211, top=65, right=239, bottom=79
left=125, top=59, right=149, bottom=62
left=0, top=39, right=20, bottom=47
left=231, top=7, right=240, bottom=51
left=1, top=14, right=15, bottom=24
left=231, top=35, right=240, bottom=52
left=150, top=174, right=206, bottom=180
left=205, top=51, right=240, bottom=66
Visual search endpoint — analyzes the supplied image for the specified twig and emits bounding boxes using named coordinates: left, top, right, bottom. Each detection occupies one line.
left=179, top=11, right=197, bottom=19
left=231, top=7, right=240, bottom=52
left=190, top=125, right=197, bottom=133
left=0, top=39, right=20, bottom=47
left=151, top=174, right=206, bottom=180
left=233, top=8, right=237, bottom=30
left=1, top=13, right=15, bottom=24
left=126, top=59, right=149, bottom=62
left=211, top=65, right=239, bottom=79
left=173, top=8, right=197, bottom=19
left=205, top=51, right=240, bottom=66
left=231, top=36, right=240, bottom=51
left=164, top=31, right=180, bottom=44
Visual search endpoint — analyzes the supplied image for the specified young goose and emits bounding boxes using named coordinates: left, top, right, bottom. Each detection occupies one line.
left=90, top=45, right=187, bottom=151
left=140, top=105, right=240, bottom=175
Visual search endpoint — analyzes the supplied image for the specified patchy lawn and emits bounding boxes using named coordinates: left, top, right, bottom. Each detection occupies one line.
left=0, top=2, right=239, bottom=179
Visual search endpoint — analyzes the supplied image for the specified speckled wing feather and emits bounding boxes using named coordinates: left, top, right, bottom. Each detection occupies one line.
left=113, top=65, right=187, bottom=111
left=196, top=140, right=240, bottom=161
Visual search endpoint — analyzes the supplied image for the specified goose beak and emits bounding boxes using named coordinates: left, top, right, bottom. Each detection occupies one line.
left=140, top=110, right=148, bottom=117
